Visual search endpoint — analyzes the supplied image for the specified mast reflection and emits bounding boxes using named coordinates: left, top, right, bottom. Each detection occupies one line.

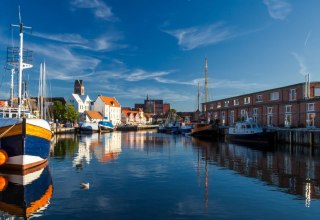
left=192, top=138, right=320, bottom=207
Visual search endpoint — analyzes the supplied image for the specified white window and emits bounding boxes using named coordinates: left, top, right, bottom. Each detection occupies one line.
left=240, top=109, right=246, bottom=118
left=267, top=107, right=273, bottom=114
left=256, top=95, right=262, bottom=102
left=270, top=92, right=279, bottom=101
left=244, top=97, right=250, bottom=104
left=224, top=101, right=229, bottom=107
left=253, top=108, right=258, bottom=115
left=289, top=89, right=296, bottom=101
left=217, top=102, right=221, bottom=108
left=285, top=114, right=292, bottom=127
left=234, top=99, right=239, bottom=106
left=210, top=104, right=214, bottom=110
left=315, top=87, right=320, bottom=97
left=307, top=103, right=315, bottom=112
left=230, top=110, right=234, bottom=125
left=285, top=105, right=292, bottom=113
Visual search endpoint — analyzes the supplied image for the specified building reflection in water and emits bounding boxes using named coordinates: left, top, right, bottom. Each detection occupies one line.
left=92, top=132, right=121, bottom=163
left=74, top=132, right=122, bottom=167
left=192, top=138, right=320, bottom=208
left=122, top=131, right=170, bottom=151
left=0, top=163, right=53, bottom=218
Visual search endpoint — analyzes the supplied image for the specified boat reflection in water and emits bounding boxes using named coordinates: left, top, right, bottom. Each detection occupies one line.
left=0, top=162, right=53, bottom=218
left=192, top=138, right=320, bottom=207
left=74, top=132, right=122, bottom=167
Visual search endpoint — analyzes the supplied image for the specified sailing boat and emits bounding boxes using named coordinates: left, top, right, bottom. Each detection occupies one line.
left=0, top=11, right=52, bottom=170
left=190, top=58, right=219, bottom=139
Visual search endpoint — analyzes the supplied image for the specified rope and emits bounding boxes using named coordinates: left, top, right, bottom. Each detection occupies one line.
left=0, top=123, right=16, bottom=138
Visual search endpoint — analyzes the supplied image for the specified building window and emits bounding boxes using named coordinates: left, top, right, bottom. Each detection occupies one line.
left=315, top=87, right=320, bottom=97
left=244, top=97, right=250, bottom=104
left=285, top=105, right=292, bottom=113
left=221, top=111, right=225, bottom=125
left=270, top=91, right=279, bottom=101
left=210, top=104, right=214, bottom=110
left=306, top=113, right=315, bottom=128
left=240, top=109, right=246, bottom=120
left=289, top=89, right=296, bottom=101
left=285, top=114, right=292, bottom=127
left=234, top=99, right=239, bottom=106
left=256, top=95, right=262, bottom=102
left=253, top=108, right=258, bottom=122
left=267, top=107, right=273, bottom=126
left=307, top=103, right=315, bottom=112
left=217, top=102, right=221, bottom=108
left=230, top=110, right=234, bottom=125
left=224, top=100, right=229, bottom=107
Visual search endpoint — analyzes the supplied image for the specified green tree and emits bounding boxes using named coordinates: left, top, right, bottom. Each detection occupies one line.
left=52, top=101, right=65, bottom=122
left=64, top=103, right=79, bottom=122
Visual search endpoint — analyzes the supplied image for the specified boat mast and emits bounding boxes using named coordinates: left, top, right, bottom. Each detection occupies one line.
left=197, top=81, right=200, bottom=112
left=204, top=57, right=208, bottom=104
left=10, top=8, right=32, bottom=118
left=10, top=69, right=15, bottom=107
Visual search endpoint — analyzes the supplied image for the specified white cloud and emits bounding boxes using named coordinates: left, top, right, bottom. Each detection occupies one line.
left=70, top=0, right=114, bottom=20
left=164, top=22, right=233, bottom=50
left=292, top=52, right=308, bottom=76
left=263, top=0, right=292, bottom=20
left=125, top=69, right=171, bottom=81
left=32, top=32, right=125, bottom=52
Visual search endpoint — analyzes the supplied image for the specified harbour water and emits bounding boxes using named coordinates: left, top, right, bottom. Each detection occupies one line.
left=1, top=130, right=320, bottom=219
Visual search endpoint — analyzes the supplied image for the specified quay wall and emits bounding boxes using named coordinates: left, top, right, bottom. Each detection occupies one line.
left=116, top=125, right=158, bottom=131
left=276, top=129, right=320, bottom=147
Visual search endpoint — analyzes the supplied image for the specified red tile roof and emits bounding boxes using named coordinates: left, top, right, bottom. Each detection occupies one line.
left=86, top=110, right=103, bottom=120
left=100, top=96, right=120, bottom=107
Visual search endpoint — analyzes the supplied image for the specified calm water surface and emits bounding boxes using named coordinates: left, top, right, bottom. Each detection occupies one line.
left=2, top=130, right=320, bottom=219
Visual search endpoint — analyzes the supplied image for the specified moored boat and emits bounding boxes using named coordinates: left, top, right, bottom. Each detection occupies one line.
left=79, top=122, right=100, bottom=133
left=98, top=117, right=114, bottom=132
left=190, top=122, right=219, bottom=139
left=227, top=118, right=276, bottom=147
left=0, top=14, right=52, bottom=170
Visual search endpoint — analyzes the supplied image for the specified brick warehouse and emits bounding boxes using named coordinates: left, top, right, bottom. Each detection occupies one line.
left=203, top=81, right=320, bottom=128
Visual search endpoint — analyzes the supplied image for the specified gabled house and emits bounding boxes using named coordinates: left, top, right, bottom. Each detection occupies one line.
left=121, top=108, right=152, bottom=125
left=68, top=94, right=92, bottom=114
left=80, top=110, right=103, bottom=122
left=93, top=95, right=121, bottom=125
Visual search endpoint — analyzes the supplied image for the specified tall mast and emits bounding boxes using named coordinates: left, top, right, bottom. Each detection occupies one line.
left=204, top=57, right=209, bottom=104
left=10, top=7, right=32, bottom=118
left=197, top=81, right=200, bottom=111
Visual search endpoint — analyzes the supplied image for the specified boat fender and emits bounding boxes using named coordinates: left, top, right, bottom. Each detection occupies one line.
left=0, top=176, right=8, bottom=191
left=0, top=149, right=8, bottom=165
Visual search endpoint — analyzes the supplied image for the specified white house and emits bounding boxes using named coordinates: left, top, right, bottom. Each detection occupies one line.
left=93, top=95, right=121, bottom=125
left=68, top=94, right=92, bottom=114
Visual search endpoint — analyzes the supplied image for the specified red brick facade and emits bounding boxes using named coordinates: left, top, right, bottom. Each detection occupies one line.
left=203, top=82, right=320, bottom=128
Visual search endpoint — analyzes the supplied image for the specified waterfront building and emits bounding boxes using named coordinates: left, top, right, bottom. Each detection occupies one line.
left=203, top=81, right=320, bottom=128
left=93, top=95, right=121, bottom=125
left=121, top=108, right=152, bottom=125
left=80, top=110, right=103, bottom=123
left=134, top=95, right=170, bottom=114
left=68, top=94, right=92, bottom=114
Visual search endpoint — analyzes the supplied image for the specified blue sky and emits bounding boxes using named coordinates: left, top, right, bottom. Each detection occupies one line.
left=0, top=0, right=320, bottom=111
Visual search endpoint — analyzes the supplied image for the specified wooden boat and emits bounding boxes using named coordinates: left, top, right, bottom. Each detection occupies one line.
left=0, top=162, right=53, bottom=218
left=0, top=16, right=52, bottom=170
left=227, top=118, right=275, bottom=147
left=190, top=123, right=219, bottom=139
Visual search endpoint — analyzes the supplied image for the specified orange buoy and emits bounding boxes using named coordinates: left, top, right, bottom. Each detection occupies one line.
left=0, top=149, right=8, bottom=166
left=0, top=176, right=8, bottom=191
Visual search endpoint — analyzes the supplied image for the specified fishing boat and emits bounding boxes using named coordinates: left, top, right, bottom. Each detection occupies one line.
left=0, top=162, right=53, bottom=218
left=179, top=123, right=192, bottom=135
left=98, top=117, right=114, bottom=132
left=0, top=14, right=52, bottom=170
left=227, top=118, right=276, bottom=147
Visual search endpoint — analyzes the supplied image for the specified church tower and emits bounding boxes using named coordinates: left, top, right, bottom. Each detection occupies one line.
left=74, top=80, right=84, bottom=95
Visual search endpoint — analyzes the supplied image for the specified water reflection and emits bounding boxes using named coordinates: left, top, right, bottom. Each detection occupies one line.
left=73, top=132, right=122, bottom=168
left=192, top=138, right=320, bottom=207
left=0, top=163, right=53, bottom=219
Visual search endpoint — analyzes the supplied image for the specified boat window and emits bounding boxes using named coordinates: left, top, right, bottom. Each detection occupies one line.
left=12, top=114, right=16, bottom=118
left=246, top=124, right=250, bottom=128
